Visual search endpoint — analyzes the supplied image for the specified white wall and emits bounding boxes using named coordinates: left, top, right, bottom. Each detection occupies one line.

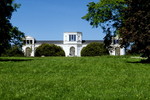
left=63, top=32, right=82, bottom=44
left=120, top=47, right=126, bottom=55
left=60, top=44, right=85, bottom=57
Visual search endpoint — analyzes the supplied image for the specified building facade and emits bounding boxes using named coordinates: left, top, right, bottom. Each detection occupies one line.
left=22, top=32, right=125, bottom=57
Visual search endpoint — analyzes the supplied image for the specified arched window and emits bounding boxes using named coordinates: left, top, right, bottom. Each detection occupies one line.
left=70, top=47, right=75, bottom=56
left=27, top=40, right=30, bottom=44
left=115, top=47, right=120, bottom=56
left=25, top=47, right=32, bottom=57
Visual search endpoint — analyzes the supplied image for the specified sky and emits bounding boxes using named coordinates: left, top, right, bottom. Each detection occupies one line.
left=11, top=0, right=105, bottom=40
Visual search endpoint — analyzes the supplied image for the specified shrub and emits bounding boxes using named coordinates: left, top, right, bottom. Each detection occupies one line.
left=81, top=42, right=109, bottom=56
left=35, top=43, right=65, bottom=57
left=1, top=45, right=24, bottom=57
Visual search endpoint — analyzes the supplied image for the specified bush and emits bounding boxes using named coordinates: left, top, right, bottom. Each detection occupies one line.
left=81, top=42, right=109, bottom=56
left=35, top=43, right=65, bottom=57
left=1, top=46, right=24, bottom=57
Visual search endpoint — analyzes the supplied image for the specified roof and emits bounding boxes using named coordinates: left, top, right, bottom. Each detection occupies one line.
left=23, top=36, right=35, bottom=40
left=36, top=40, right=63, bottom=44
left=25, top=36, right=35, bottom=39
left=82, top=40, right=103, bottom=44
left=64, top=32, right=82, bottom=33
left=35, top=40, right=103, bottom=45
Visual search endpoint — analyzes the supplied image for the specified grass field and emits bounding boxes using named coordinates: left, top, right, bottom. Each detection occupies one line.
left=0, top=56, right=150, bottom=100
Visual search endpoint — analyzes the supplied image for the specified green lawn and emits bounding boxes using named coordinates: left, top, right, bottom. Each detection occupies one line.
left=0, top=56, right=150, bottom=100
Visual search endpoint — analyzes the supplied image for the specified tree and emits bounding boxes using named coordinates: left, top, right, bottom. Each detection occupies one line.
left=120, top=0, right=150, bottom=60
left=103, top=28, right=112, bottom=48
left=82, top=0, right=126, bottom=48
left=0, top=0, right=24, bottom=56
left=35, top=43, right=65, bottom=57
left=81, top=42, right=109, bottom=56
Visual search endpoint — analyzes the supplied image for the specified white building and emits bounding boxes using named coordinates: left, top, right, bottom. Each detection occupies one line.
left=22, top=32, right=125, bottom=57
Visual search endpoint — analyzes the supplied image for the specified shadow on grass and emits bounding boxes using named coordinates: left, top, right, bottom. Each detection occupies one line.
left=0, top=58, right=33, bottom=62
left=127, top=59, right=150, bottom=64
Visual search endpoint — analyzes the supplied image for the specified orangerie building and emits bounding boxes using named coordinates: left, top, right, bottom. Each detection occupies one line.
left=22, top=32, right=125, bottom=57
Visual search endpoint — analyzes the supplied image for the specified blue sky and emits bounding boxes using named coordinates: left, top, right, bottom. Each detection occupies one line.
left=11, top=0, right=105, bottom=40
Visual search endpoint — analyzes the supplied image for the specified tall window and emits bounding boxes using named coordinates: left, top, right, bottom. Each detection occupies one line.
left=27, top=40, right=30, bottom=44
left=69, top=35, right=76, bottom=41
left=30, top=40, right=33, bottom=44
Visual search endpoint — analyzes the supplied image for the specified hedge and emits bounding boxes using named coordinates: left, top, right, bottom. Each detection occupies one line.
left=81, top=42, right=109, bottom=56
left=35, top=43, right=65, bottom=57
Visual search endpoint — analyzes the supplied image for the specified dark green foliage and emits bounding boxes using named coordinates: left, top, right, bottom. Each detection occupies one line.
left=10, top=27, right=25, bottom=47
left=0, top=0, right=24, bottom=56
left=35, top=43, right=65, bottom=57
left=103, top=28, right=112, bottom=48
left=2, top=45, right=24, bottom=57
left=120, top=0, right=150, bottom=60
left=81, top=42, right=109, bottom=56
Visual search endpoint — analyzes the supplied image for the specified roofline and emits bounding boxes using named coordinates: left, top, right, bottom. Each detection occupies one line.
left=36, top=40, right=63, bottom=41
left=36, top=40, right=103, bottom=42
left=64, top=32, right=82, bottom=33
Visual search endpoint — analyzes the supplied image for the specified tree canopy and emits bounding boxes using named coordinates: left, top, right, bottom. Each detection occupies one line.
left=0, top=0, right=24, bottom=56
left=82, top=0, right=125, bottom=34
left=120, top=0, right=150, bottom=60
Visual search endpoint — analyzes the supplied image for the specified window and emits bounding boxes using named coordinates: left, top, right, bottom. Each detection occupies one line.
left=27, top=40, right=30, bottom=44
left=114, top=40, right=119, bottom=44
left=30, top=40, right=32, bottom=44
left=69, top=35, right=76, bottom=41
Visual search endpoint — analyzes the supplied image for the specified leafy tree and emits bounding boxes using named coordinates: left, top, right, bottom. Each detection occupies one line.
left=81, top=42, right=109, bottom=56
left=120, top=0, right=150, bottom=60
left=82, top=0, right=126, bottom=48
left=35, top=43, right=65, bottom=57
left=103, top=28, right=112, bottom=49
left=0, top=0, right=24, bottom=56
